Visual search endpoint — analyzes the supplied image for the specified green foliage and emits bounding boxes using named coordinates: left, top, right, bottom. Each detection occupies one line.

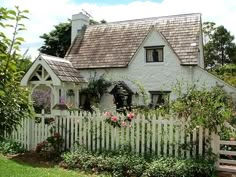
left=61, top=147, right=146, bottom=177
left=143, top=158, right=215, bottom=177
left=203, top=22, right=236, bottom=67
left=16, top=56, right=32, bottom=74
left=0, top=138, right=25, bottom=154
left=39, top=18, right=106, bottom=58
left=81, top=73, right=112, bottom=98
left=0, top=6, right=33, bottom=138
left=80, top=73, right=112, bottom=110
left=61, top=148, right=215, bottom=177
left=171, top=84, right=233, bottom=133
left=209, top=64, right=236, bottom=87
left=39, top=21, right=71, bottom=58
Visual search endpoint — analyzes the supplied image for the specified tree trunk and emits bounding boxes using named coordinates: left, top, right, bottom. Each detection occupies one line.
left=221, top=48, right=224, bottom=66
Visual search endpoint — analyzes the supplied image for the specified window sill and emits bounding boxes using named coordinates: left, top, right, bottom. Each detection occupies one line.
left=144, top=62, right=165, bottom=66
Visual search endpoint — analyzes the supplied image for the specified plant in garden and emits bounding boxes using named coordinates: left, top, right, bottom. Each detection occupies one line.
left=80, top=73, right=112, bottom=111
left=0, top=138, right=25, bottom=154
left=0, top=6, right=33, bottom=138
left=171, top=83, right=234, bottom=133
left=143, top=158, right=215, bottom=177
left=61, top=148, right=216, bottom=177
left=35, top=127, right=63, bottom=160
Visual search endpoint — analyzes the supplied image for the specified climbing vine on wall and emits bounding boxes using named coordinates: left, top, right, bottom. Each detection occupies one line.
left=80, top=73, right=112, bottom=110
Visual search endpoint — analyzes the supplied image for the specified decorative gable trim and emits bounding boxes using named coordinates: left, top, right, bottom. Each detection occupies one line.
left=21, top=55, right=62, bottom=86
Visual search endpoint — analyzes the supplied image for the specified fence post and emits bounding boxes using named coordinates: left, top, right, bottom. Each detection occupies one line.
left=211, top=130, right=220, bottom=169
left=215, top=132, right=220, bottom=169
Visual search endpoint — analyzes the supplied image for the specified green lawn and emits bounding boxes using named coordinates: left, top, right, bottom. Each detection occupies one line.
left=0, top=154, right=98, bottom=177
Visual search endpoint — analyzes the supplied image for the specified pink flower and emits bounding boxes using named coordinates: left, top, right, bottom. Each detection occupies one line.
left=127, top=112, right=135, bottom=120
left=111, top=116, right=118, bottom=122
left=104, top=112, right=111, bottom=117
left=121, top=121, right=127, bottom=127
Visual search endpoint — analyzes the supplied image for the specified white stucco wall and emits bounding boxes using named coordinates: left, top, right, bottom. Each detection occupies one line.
left=78, top=29, right=236, bottom=110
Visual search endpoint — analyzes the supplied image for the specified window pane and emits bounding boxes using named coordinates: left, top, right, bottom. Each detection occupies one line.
left=152, top=49, right=159, bottom=62
left=158, top=49, right=163, bottom=62
left=147, top=49, right=153, bottom=62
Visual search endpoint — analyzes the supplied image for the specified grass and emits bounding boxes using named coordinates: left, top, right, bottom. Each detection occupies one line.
left=0, top=154, right=102, bottom=177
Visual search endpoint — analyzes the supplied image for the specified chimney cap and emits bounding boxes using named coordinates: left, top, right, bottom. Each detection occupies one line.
left=72, top=12, right=89, bottom=21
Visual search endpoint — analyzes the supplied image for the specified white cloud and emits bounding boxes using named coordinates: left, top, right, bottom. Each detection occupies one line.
left=1, top=0, right=236, bottom=59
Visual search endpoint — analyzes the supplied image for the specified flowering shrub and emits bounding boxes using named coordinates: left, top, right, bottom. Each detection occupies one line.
left=104, top=112, right=135, bottom=127
left=35, top=132, right=64, bottom=160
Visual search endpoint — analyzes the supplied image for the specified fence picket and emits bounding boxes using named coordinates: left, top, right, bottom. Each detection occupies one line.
left=97, top=115, right=100, bottom=151
left=169, top=117, right=174, bottom=156
left=147, top=117, right=151, bottom=155
left=106, top=121, right=110, bottom=150
left=83, top=114, right=87, bottom=148
left=131, top=120, right=135, bottom=151
left=152, top=114, right=156, bottom=154
left=126, top=123, right=129, bottom=145
left=163, top=119, right=168, bottom=156
left=101, top=116, right=105, bottom=149
left=157, top=116, right=162, bottom=156
left=175, top=123, right=179, bottom=157
left=111, top=123, right=114, bottom=151
left=199, top=127, right=203, bottom=156
left=192, top=128, right=197, bottom=158
left=141, top=115, right=145, bottom=155
left=71, top=116, right=74, bottom=150
left=88, top=114, right=91, bottom=151
left=136, top=115, right=140, bottom=154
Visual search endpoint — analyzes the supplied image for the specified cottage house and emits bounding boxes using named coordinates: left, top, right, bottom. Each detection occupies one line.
left=21, top=12, right=236, bottom=112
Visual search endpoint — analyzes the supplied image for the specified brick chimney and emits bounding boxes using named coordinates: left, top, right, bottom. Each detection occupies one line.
left=71, top=12, right=89, bottom=43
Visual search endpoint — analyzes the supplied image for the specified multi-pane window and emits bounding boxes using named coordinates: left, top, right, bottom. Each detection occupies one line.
left=145, top=46, right=164, bottom=62
left=149, top=91, right=170, bottom=109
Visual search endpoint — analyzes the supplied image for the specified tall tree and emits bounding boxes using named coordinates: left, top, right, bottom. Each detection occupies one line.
left=39, top=21, right=71, bottom=58
left=0, top=6, right=33, bottom=138
left=203, top=22, right=236, bottom=67
left=213, top=26, right=236, bottom=65
left=39, top=19, right=106, bottom=58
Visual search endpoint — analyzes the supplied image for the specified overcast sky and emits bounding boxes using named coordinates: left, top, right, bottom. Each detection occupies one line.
left=1, top=0, right=236, bottom=59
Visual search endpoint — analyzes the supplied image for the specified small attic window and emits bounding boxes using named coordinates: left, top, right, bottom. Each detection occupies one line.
left=145, top=46, right=164, bottom=63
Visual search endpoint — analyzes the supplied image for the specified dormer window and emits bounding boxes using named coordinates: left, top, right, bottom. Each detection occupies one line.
left=145, top=46, right=164, bottom=62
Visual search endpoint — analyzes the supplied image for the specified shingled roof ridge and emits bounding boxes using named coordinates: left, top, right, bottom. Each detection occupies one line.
left=87, top=12, right=201, bottom=28
left=40, top=53, right=71, bottom=64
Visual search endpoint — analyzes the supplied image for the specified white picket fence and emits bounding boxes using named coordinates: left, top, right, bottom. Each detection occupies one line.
left=5, top=111, right=219, bottom=159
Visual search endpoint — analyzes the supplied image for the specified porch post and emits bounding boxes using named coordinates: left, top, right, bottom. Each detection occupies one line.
left=75, top=89, right=79, bottom=108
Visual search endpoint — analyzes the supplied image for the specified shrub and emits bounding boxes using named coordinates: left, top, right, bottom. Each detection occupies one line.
left=0, top=139, right=25, bottom=154
left=61, top=148, right=146, bottom=177
left=143, top=158, right=215, bottom=177
left=61, top=148, right=215, bottom=177
left=35, top=132, right=63, bottom=161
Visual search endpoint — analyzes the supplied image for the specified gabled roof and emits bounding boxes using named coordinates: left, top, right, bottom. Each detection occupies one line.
left=42, top=54, right=86, bottom=83
left=66, top=13, right=201, bottom=69
left=21, top=54, right=86, bottom=86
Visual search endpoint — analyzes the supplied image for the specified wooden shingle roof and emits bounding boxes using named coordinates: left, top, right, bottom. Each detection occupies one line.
left=41, top=54, right=86, bottom=83
left=66, top=13, right=201, bottom=69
